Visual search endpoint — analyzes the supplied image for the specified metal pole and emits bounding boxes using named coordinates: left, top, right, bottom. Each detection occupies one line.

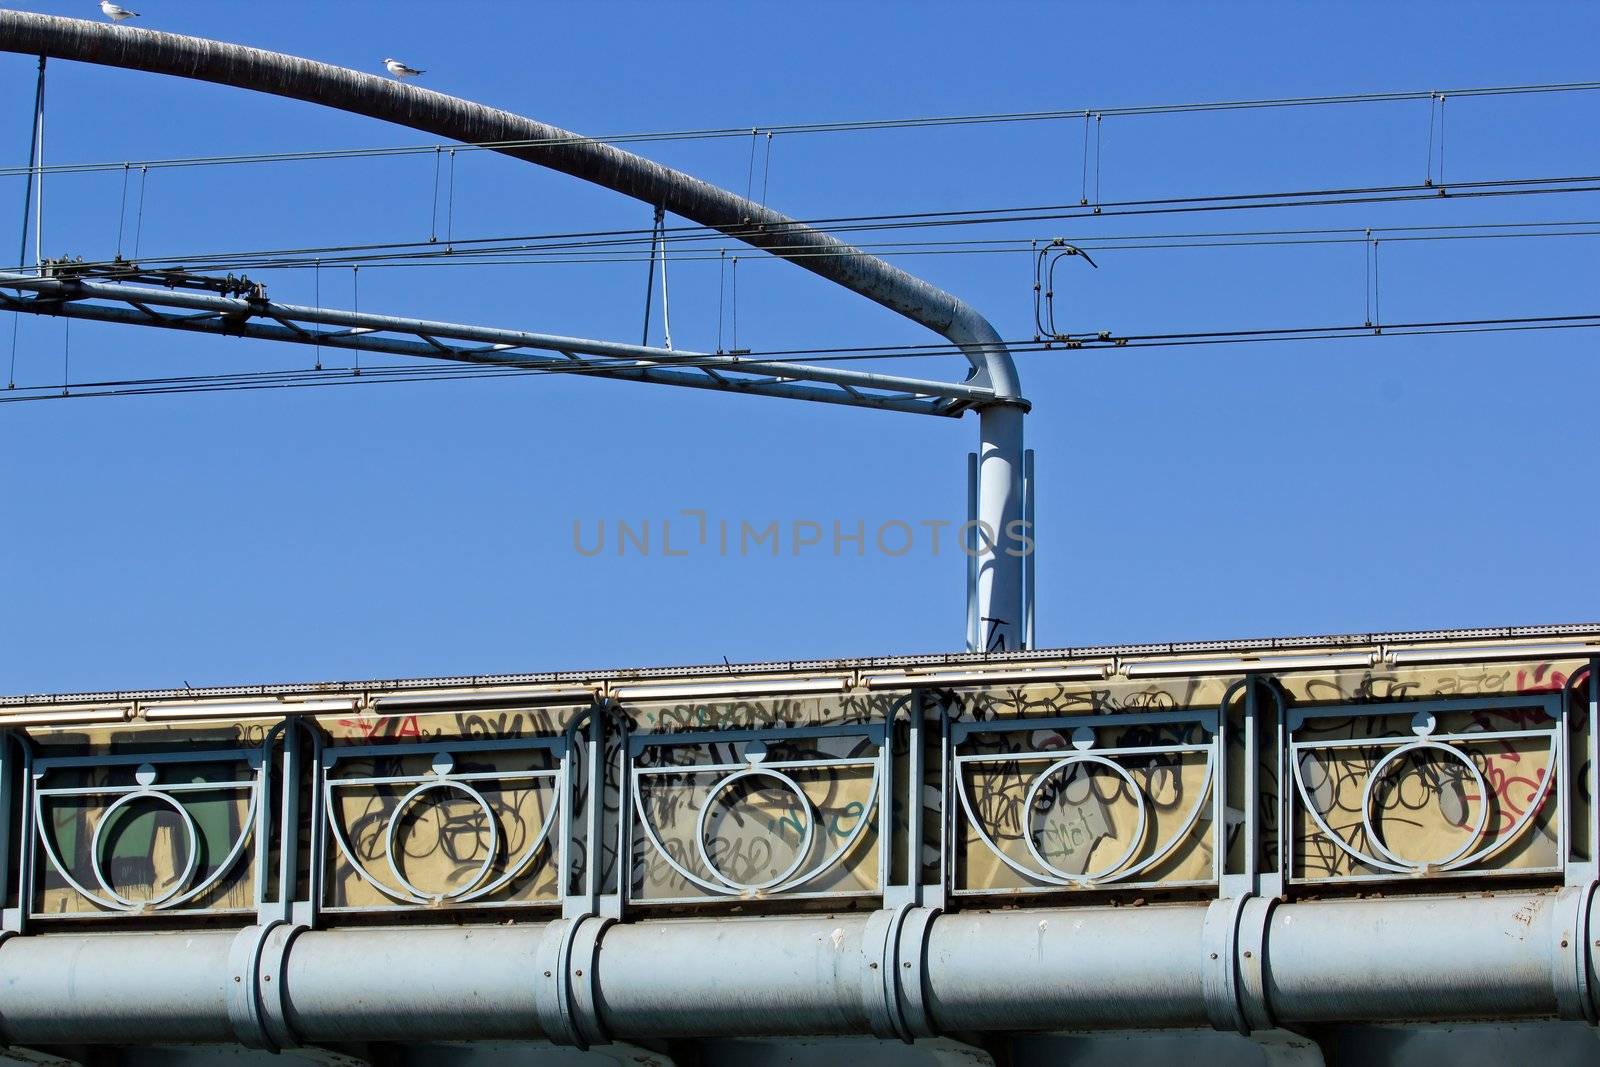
left=976, top=404, right=1025, bottom=653
left=1023, top=447, right=1035, bottom=650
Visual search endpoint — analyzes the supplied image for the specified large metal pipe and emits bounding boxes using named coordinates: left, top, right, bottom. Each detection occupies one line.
left=284, top=927, right=544, bottom=1043
left=599, top=916, right=869, bottom=1039
left=1263, top=895, right=1561, bottom=1022
left=0, top=10, right=1031, bottom=651
left=925, top=905, right=1208, bottom=1031
left=0, top=894, right=1587, bottom=1048
left=0, top=930, right=237, bottom=1045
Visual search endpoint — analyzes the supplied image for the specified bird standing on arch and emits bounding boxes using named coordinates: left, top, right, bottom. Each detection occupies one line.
left=383, top=57, right=424, bottom=79
left=99, top=1, right=139, bottom=20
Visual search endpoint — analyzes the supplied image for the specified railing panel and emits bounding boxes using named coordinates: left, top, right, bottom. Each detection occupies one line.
left=311, top=704, right=584, bottom=915
left=620, top=691, right=903, bottom=905
left=23, top=719, right=270, bottom=920
left=1286, top=694, right=1564, bottom=885
left=948, top=707, right=1222, bottom=896
left=938, top=674, right=1240, bottom=897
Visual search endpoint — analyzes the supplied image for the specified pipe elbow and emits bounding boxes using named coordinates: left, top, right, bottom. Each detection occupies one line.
left=944, top=303, right=1028, bottom=411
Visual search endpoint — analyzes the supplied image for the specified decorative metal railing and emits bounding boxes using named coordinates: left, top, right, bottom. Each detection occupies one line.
left=0, top=650, right=1593, bottom=931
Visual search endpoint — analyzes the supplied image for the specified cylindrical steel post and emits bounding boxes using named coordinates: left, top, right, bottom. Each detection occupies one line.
left=975, top=403, right=1027, bottom=653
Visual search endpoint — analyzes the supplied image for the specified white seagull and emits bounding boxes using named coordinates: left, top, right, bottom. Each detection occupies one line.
left=99, top=1, right=140, bottom=20
left=383, top=58, right=425, bottom=80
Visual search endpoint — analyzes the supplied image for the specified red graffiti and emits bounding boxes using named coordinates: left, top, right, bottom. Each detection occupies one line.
left=337, top=714, right=422, bottom=740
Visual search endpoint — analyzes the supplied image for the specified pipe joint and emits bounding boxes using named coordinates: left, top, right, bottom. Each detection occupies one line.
left=1551, top=881, right=1600, bottom=1024
left=1203, top=895, right=1278, bottom=1035
left=861, top=905, right=941, bottom=1042
left=535, top=915, right=613, bottom=1049
left=226, top=921, right=304, bottom=1052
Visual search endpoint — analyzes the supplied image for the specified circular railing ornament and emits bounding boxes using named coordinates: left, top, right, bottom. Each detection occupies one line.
left=89, top=764, right=201, bottom=910
left=694, top=768, right=816, bottom=893
left=1360, top=740, right=1489, bottom=870
left=383, top=777, right=500, bottom=902
left=1020, top=754, right=1148, bottom=884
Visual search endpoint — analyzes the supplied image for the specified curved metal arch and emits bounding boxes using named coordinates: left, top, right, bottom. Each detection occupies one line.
left=0, top=11, right=1024, bottom=407
left=0, top=12, right=1030, bottom=652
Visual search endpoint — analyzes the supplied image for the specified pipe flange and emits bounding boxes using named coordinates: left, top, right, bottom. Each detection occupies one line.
left=861, top=905, right=910, bottom=1041
left=227, top=921, right=304, bottom=1052
left=535, top=916, right=614, bottom=1049
left=1551, top=881, right=1600, bottom=1024
left=1203, top=895, right=1276, bottom=1035
left=897, top=906, right=941, bottom=1038
left=1235, top=895, right=1277, bottom=1033
left=861, top=904, right=941, bottom=1042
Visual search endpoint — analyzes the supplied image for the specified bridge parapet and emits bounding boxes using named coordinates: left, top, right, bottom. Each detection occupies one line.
left=1, top=635, right=1594, bottom=932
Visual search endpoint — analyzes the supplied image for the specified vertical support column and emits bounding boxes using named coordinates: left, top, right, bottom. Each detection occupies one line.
left=565, top=702, right=605, bottom=919
left=0, top=732, right=20, bottom=934
left=4, top=737, right=31, bottom=935
left=542, top=699, right=619, bottom=1049
left=562, top=699, right=624, bottom=920
left=975, top=404, right=1025, bottom=654
left=1221, top=677, right=1260, bottom=899
left=965, top=453, right=978, bottom=653
left=886, top=690, right=940, bottom=909
left=1022, top=447, right=1036, bottom=651
left=299, top=721, right=326, bottom=928
left=1207, top=677, right=1283, bottom=1036
left=906, top=691, right=927, bottom=906
left=1270, top=679, right=1290, bottom=897
left=1560, top=662, right=1597, bottom=886
left=258, top=720, right=300, bottom=925
left=1589, top=656, right=1599, bottom=870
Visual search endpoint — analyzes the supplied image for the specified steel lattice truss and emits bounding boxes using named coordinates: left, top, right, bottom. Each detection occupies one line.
left=0, top=271, right=990, bottom=416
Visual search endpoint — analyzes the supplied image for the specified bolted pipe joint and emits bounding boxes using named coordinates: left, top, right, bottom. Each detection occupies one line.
left=536, top=915, right=614, bottom=1049
left=860, top=904, right=942, bottom=1042
left=226, top=921, right=304, bottom=1052
left=1550, top=880, right=1600, bottom=1024
left=1202, top=895, right=1278, bottom=1036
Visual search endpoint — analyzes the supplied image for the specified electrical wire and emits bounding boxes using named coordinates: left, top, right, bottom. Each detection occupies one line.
left=14, top=172, right=1600, bottom=279
left=5, top=311, right=1600, bottom=404
left=6, top=77, right=1600, bottom=179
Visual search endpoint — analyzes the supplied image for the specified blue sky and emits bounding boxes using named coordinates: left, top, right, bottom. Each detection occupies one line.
left=1, top=1, right=1598, bottom=694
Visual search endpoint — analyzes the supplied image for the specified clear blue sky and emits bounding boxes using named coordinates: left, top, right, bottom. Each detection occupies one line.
left=1, top=0, right=1597, bottom=694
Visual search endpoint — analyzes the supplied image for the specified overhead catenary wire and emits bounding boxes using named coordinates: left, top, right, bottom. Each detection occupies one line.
left=7, top=310, right=1600, bottom=405
left=5, top=71, right=1600, bottom=407
left=27, top=170, right=1600, bottom=278
left=7, top=77, right=1600, bottom=180
left=29, top=212, right=1600, bottom=280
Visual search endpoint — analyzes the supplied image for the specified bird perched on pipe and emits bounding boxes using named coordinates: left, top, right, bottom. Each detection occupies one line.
left=99, top=1, right=139, bottom=19
left=383, top=58, right=424, bottom=79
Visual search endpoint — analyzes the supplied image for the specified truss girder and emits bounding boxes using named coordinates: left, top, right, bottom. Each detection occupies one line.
left=0, top=272, right=984, bottom=416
